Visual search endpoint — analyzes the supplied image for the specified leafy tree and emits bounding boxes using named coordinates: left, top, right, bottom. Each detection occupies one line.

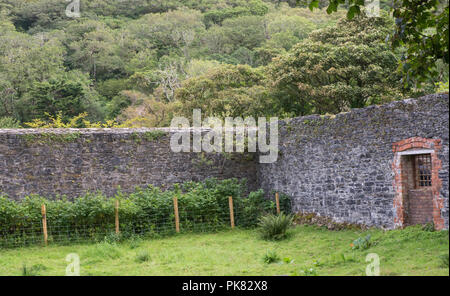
left=0, top=26, right=67, bottom=120
left=0, top=116, right=21, bottom=128
left=307, top=0, right=449, bottom=85
left=1, top=0, right=420, bottom=126
left=201, top=15, right=267, bottom=59
left=125, top=8, right=205, bottom=59
left=203, top=0, right=269, bottom=26
left=67, top=26, right=126, bottom=80
left=117, top=91, right=181, bottom=127
left=268, top=14, right=406, bottom=116
left=25, top=71, right=104, bottom=122
left=175, top=64, right=271, bottom=118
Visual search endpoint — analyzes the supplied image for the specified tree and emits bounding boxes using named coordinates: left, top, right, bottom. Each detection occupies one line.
left=268, top=14, right=406, bottom=116
left=175, top=64, right=271, bottom=118
left=202, top=15, right=267, bottom=56
left=25, top=71, right=104, bottom=122
left=307, top=0, right=449, bottom=85
left=202, top=0, right=269, bottom=27
left=125, top=8, right=205, bottom=59
left=68, top=26, right=126, bottom=81
left=0, top=26, right=66, bottom=120
left=116, top=91, right=181, bottom=127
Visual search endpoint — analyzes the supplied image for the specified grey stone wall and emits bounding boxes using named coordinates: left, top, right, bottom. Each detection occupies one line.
left=257, top=93, right=449, bottom=229
left=1, top=94, right=448, bottom=229
left=0, top=129, right=257, bottom=199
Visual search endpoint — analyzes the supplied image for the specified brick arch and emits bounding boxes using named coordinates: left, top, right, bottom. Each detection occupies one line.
left=392, top=137, right=445, bottom=230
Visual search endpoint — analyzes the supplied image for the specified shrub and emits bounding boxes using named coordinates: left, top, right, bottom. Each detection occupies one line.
left=351, top=234, right=373, bottom=250
left=435, top=81, right=449, bottom=93
left=103, top=232, right=124, bottom=244
left=438, top=254, right=449, bottom=268
left=258, top=213, right=294, bottom=241
left=422, top=222, right=435, bottom=232
left=136, top=250, right=151, bottom=263
left=21, top=264, right=47, bottom=276
left=0, top=179, right=292, bottom=248
left=262, top=249, right=280, bottom=264
left=128, top=235, right=143, bottom=249
left=0, top=117, right=21, bottom=128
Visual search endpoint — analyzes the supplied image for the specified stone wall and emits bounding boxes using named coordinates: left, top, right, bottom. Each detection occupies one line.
left=258, top=94, right=449, bottom=229
left=0, top=129, right=257, bottom=199
left=1, top=94, right=448, bottom=229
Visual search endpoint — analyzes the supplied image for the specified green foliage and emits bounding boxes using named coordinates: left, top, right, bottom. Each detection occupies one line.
left=0, top=116, right=21, bottom=128
left=128, top=235, right=143, bottom=249
left=439, top=254, right=449, bottom=268
left=20, top=132, right=81, bottom=145
left=268, top=13, right=409, bottom=116
left=296, top=267, right=318, bottom=276
left=282, top=257, right=295, bottom=264
left=436, top=81, right=449, bottom=93
left=203, top=0, right=269, bottom=26
left=131, top=131, right=167, bottom=143
left=0, top=179, right=290, bottom=247
left=103, top=232, right=125, bottom=244
left=258, top=213, right=294, bottom=241
left=28, top=71, right=104, bottom=122
left=391, top=0, right=449, bottom=86
left=175, top=64, right=271, bottom=118
left=135, top=250, right=151, bottom=263
left=0, top=0, right=443, bottom=126
left=83, top=242, right=123, bottom=260
left=351, top=234, right=374, bottom=250
left=308, top=0, right=449, bottom=85
left=262, top=249, right=280, bottom=264
left=21, top=263, right=47, bottom=276
left=0, top=223, right=447, bottom=275
left=422, top=222, right=436, bottom=232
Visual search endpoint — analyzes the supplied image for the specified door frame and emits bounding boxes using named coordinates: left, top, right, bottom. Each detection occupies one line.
left=392, top=137, right=445, bottom=230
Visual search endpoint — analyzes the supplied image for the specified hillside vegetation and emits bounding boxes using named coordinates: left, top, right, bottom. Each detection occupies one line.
left=0, top=0, right=448, bottom=128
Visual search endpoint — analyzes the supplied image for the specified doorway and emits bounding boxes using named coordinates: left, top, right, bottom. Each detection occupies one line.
left=392, top=137, right=445, bottom=230
left=401, top=154, right=433, bottom=225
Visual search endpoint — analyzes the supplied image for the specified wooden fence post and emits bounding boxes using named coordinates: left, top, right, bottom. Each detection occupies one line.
left=41, top=204, right=48, bottom=246
left=229, top=196, right=235, bottom=229
left=173, top=197, right=180, bottom=233
left=275, top=192, right=280, bottom=215
left=115, top=199, right=120, bottom=234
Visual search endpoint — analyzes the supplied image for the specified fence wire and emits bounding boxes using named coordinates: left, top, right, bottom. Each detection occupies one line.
left=0, top=203, right=268, bottom=248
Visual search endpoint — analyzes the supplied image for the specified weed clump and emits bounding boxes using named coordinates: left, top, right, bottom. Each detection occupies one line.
left=262, top=249, right=280, bottom=264
left=258, top=213, right=294, bottom=241
left=136, top=250, right=151, bottom=263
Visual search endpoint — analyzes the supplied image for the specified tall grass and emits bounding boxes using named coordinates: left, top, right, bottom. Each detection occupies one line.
left=258, top=213, right=294, bottom=241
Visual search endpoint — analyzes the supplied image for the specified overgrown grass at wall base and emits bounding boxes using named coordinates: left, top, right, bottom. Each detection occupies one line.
left=0, top=178, right=291, bottom=248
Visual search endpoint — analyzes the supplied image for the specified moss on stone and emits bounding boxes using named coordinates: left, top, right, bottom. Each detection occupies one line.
left=21, top=132, right=81, bottom=145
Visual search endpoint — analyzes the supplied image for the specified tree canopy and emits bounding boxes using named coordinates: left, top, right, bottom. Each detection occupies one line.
left=0, top=0, right=447, bottom=127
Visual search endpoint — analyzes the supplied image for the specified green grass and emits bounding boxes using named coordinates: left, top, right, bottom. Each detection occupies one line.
left=0, top=225, right=448, bottom=276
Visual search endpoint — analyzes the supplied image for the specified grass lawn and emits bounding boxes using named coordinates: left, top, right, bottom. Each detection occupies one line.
left=0, top=225, right=448, bottom=276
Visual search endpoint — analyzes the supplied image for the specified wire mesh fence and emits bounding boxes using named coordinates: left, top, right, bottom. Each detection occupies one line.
left=0, top=195, right=285, bottom=248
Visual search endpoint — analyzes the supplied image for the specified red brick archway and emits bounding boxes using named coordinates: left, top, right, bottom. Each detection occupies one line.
left=392, top=137, right=445, bottom=230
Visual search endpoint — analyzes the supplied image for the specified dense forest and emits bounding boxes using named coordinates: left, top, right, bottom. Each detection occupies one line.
left=0, top=0, right=448, bottom=128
